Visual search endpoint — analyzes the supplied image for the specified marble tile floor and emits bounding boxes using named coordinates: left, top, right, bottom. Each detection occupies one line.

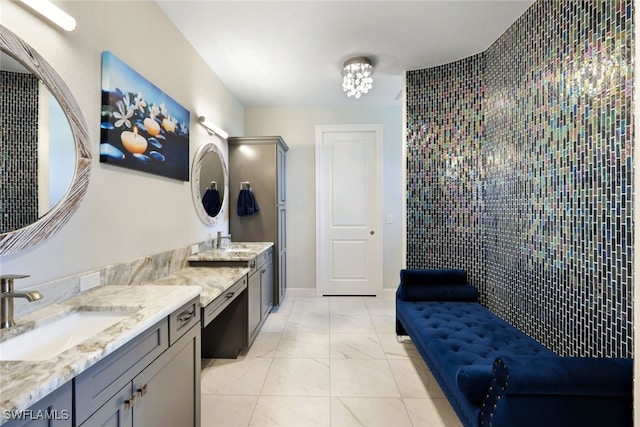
left=200, top=296, right=462, bottom=427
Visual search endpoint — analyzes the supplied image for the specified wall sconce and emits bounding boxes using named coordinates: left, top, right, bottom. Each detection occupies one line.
left=198, top=116, right=229, bottom=139
left=20, top=0, right=77, bottom=31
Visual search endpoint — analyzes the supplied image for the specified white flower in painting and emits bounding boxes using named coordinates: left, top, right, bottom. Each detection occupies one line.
left=149, top=104, right=160, bottom=119
left=113, top=100, right=133, bottom=129
left=122, top=93, right=132, bottom=109
left=160, top=102, right=168, bottom=118
left=134, top=92, right=147, bottom=112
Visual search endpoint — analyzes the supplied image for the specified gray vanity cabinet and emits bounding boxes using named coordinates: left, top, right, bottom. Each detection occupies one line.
left=75, top=298, right=201, bottom=427
left=200, top=275, right=247, bottom=359
left=247, top=248, right=273, bottom=346
left=228, top=136, right=288, bottom=307
left=132, top=322, right=200, bottom=427
left=261, top=259, right=273, bottom=320
left=247, top=268, right=261, bottom=343
left=75, top=325, right=199, bottom=427
left=2, top=381, right=72, bottom=427
left=191, top=249, right=273, bottom=349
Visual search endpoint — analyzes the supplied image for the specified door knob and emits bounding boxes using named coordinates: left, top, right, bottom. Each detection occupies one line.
left=370, top=230, right=375, bottom=235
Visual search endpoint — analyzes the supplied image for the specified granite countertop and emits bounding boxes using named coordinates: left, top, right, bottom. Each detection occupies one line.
left=187, top=242, right=274, bottom=262
left=0, top=285, right=200, bottom=421
left=145, top=267, right=250, bottom=307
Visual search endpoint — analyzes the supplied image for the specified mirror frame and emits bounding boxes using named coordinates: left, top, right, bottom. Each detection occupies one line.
left=191, top=143, right=227, bottom=226
left=0, top=25, right=91, bottom=256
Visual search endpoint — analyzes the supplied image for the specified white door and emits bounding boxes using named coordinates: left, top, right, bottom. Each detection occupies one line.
left=316, top=125, right=382, bottom=296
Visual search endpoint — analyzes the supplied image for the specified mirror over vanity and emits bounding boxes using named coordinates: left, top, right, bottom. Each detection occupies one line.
left=0, top=25, right=91, bottom=256
left=191, top=143, right=227, bottom=225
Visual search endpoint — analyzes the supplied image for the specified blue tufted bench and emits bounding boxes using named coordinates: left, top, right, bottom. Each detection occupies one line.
left=395, top=268, right=632, bottom=427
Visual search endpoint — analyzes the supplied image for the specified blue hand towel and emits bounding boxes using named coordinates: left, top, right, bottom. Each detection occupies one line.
left=237, top=189, right=259, bottom=216
left=202, top=189, right=221, bottom=216
left=237, top=189, right=250, bottom=216
left=248, top=190, right=259, bottom=215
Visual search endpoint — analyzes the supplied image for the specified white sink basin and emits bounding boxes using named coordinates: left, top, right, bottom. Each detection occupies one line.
left=0, top=310, right=135, bottom=361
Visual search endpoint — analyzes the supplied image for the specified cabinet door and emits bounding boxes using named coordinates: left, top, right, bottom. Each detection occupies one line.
left=3, top=382, right=72, bottom=427
left=132, top=324, right=200, bottom=427
left=277, top=207, right=286, bottom=305
left=261, top=259, right=273, bottom=319
left=247, top=270, right=261, bottom=344
left=277, top=145, right=286, bottom=204
left=279, top=249, right=286, bottom=305
left=79, top=383, right=132, bottom=427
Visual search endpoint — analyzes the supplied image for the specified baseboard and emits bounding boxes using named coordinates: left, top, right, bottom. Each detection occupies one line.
left=285, top=288, right=318, bottom=298
left=285, top=287, right=397, bottom=300
left=382, top=288, right=397, bottom=301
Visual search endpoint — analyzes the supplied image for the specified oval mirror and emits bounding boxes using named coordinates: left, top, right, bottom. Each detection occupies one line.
left=1, top=51, right=76, bottom=233
left=191, top=143, right=227, bottom=225
left=0, top=25, right=91, bottom=256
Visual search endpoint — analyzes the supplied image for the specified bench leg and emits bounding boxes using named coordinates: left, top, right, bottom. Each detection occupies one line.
left=396, top=318, right=408, bottom=336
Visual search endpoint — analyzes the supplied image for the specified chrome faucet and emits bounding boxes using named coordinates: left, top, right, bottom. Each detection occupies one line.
left=216, top=231, right=231, bottom=249
left=1, top=275, right=43, bottom=329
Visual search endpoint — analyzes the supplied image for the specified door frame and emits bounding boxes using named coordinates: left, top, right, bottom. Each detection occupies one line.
left=315, top=124, right=383, bottom=297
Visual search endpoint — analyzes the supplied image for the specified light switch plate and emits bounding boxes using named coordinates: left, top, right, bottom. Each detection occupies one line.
left=80, top=272, right=101, bottom=292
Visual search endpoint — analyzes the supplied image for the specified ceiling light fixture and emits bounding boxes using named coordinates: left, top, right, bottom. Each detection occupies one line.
left=198, top=116, right=229, bottom=139
left=342, top=57, right=374, bottom=99
left=20, top=0, right=77, bottom=31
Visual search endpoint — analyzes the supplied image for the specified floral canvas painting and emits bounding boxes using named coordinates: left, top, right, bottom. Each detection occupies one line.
left=100, top=51, right=190, bottom=181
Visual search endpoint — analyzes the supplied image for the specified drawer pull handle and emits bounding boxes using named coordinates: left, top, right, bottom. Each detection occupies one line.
left=225, top=292, right=235, bottom=299
left=177, top=310, right=195, bottom=324
left=124, top=394, right=137, bottom=410
left=137, top=384, right=148, bottom=397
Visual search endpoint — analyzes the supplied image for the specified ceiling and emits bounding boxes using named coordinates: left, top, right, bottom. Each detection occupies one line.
left=157, top=1, right=535, bottom=108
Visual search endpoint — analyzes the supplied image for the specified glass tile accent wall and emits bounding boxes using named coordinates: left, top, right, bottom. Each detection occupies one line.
left=406, top=54, right=486, bottom=292
left=1, top=71, right=39, bottom=234
left=406, top=0, right=634, bottom=358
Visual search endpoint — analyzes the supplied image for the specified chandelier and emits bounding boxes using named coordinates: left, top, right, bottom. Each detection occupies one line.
left=342, top=57, right=374, bottom=99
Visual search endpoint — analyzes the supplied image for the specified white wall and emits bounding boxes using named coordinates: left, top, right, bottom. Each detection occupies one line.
left=245, top=106, right=404, bottom=291
left=0, top=0, right=243, bottom=288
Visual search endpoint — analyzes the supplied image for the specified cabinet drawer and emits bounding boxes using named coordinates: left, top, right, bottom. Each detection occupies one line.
left=74, top=318, right=168, bottom=425
left=169, top=297, right=200, bottom=345
left=202, top=275, right=247, bottom=327
left=256, top=248, right=272, bottom=270
left=246, top=257, right=258, bottom=274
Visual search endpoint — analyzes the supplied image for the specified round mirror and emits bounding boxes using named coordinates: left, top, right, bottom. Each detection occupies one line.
left=0, top=25, right=91, bottom=256
left=191, top=143, right=227, bottom=225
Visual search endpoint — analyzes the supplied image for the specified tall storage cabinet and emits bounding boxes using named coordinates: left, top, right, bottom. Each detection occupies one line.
left=228, top=136, right=288, bottom=308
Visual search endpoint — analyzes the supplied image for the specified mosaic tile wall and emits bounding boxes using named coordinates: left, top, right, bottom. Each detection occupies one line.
left=406, top=0, right=634, bottom=358
left=405, top=54, right=486, bottom=289
left=1, top=71, right=39, bottom=234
